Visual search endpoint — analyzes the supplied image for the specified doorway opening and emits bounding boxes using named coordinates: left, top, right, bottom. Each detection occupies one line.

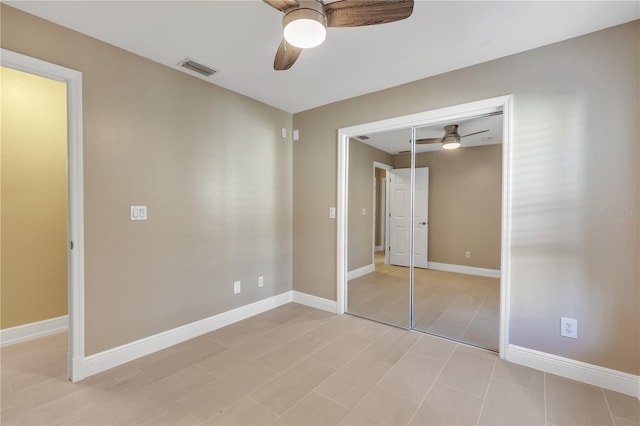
left=337, top=95, right=512, bottom=356
left=1, top=49, right=85, bottom=382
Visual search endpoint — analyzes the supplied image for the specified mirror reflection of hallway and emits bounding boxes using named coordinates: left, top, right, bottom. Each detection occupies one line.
left=345, top=112, right=502, bottom=352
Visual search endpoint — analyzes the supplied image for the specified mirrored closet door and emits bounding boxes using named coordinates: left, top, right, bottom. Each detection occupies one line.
left=345, top=130, right=412, bottom=329
left=345, top=110, right=503, bottom=352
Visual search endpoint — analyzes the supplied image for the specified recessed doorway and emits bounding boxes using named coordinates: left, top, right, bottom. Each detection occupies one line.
left=337, top=95, right=513, bottom=356
left=1, top=49, right=85, bottom=382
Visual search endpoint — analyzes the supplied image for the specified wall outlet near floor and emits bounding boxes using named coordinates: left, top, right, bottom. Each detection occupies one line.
left=258, top=276, right=264, bottom=287
left=233, top=281, right=241, bottom=294
left=561, top=317, right=578, bottom=338
left=465, top=251, right=471, bottom=259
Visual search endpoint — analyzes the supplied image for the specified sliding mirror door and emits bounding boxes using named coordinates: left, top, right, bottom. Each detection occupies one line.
left=344, top=110, right=503, bottom=352
left=410, top=113, right=503, bottom=351
left=346, top=132, right=412, bottom=328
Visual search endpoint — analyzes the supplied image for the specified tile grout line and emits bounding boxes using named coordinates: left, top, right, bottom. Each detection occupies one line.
left=256, top=319, right=401, bottom=424
left=313, top=326, right=417, bottom=424
left=474, top=354, right=498, bottom=426
left=305, top=322, right=397, bottom=398
left=219, top=314, right=369, bottom=422
left=458, top=281, right=494, bottom=343
left=600, top=386, right=617, bottom=426
left=248, top=393, right=286, bottom=419
left=543, top=372, right=548, bottom=426
left=405, top=338, right=460, bottom=426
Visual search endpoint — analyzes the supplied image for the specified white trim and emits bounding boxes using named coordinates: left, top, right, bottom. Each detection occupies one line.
left=372, top=161, right=393, bottom=268
left=0, top=316, right=68, bottom=347
left=292, top=291, right=338, bottom=313
left=337, top=126, right=348, bottom=315
left=507, top=345, right=640, bottom=398
left=78, top=292, right=293, bottom=380
left=1, top=49, right=85, bottom=382
left=427, top=262, right=501, bottom=278
left=347, top=264, right=375, bottom=280
left=337, top=95, right=513, bottom=359
left=499, top=95, right=514, bottom=359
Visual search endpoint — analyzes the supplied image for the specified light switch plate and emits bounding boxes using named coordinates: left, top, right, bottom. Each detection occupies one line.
left=130, top=205, right=147, bottom=221
left=329, top=207, right=336, bottom=219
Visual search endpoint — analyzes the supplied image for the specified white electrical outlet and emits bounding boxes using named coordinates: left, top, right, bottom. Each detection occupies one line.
left=233, top=281, right=241, bottom=294
left=258, top=276, right=264, bottom=287
left=465, top=251, right=471, bottom=259
left=561, top=317, right=578, bottom=338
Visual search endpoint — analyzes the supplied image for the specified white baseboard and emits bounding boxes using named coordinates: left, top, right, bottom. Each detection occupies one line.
left=507, top=344, right=640, bottom=398
left=292, top=291, right=338, bottom=313
left=0, top=315, right=68, bottom=347
left=78, top=292, right=293, bottom=380
left=428, top=261, right=501, bottom=278
left=347, top=263, right=375, bottom=280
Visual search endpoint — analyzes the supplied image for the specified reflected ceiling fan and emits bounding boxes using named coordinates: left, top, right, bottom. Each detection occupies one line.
left=416, top=125, right=490, bottom=150
left=398, top=125, right=490, bottom=153
left=264, top=0, right=414, bottom=70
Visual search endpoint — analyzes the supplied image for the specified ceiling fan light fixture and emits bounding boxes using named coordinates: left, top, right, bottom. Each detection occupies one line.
left=442, top=136, right=461, bottom=150
left=441, top=124, right=462, bottom=150
left=283, top=4, right=326, bottom=48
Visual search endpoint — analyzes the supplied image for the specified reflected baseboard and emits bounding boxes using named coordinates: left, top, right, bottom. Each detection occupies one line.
left=428, top=261, right=500, bottom=278
left=347, top=264, right=375, bottom=280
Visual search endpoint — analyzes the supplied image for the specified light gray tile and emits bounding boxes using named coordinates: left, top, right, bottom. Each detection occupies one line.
left=342, top=387, right=418, bottom=426
left=478, top=378, right=545, bottom=426
left=410, top=383, right=482, bottom=426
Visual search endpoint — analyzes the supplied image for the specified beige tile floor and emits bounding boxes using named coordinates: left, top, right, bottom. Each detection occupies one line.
left=2, top=303, right=638, bottom=425
left=348, top=254, right=500, bottom=351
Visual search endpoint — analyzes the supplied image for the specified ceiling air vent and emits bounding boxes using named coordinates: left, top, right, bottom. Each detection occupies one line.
left=179, top=58, right=217, bottom=77
left=357, top=135, right=370, bottom=140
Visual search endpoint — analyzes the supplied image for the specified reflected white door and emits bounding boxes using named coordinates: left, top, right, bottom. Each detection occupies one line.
left=389, top=168, right=429, bottom=268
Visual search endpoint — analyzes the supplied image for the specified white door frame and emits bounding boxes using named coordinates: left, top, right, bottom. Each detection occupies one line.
left=2, top=49, right=85, bottom=382
left=372, top=161, right=393, bottom=266
left=337, top=95, right=513, bottom=357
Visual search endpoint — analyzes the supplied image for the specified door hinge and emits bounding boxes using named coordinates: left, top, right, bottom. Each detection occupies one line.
left=70, top=241, right=74, bottom=250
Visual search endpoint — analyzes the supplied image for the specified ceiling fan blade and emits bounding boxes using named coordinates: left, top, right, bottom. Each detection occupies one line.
left=460, top=129, right=490, bottom=138
left=326, top=0, right=414, bottom=27
left=263, top=0, right=299, bottom=12
left=416, top=138, right=442, bottom=144
left=274, top=39, right=303, bottom=70
left=398, top=150, right=411, bottom=154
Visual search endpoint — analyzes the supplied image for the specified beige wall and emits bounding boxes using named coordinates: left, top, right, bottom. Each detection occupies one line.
left=374, top=167, right=386, bottom=248
left=1, top=5, right=293, bottom=355
left=394, top=144, right=502, bottom=270
left=293, top=22, right=639, bottom=375
left=348, top=139, right=393, bottom=271
left=1, top=66, right=69, bottom=329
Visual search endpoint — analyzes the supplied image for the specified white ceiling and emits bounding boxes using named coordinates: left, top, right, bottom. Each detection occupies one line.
left=355, top=112, right=503, bottom=155
left=7, top=1, right=639, bottom=113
